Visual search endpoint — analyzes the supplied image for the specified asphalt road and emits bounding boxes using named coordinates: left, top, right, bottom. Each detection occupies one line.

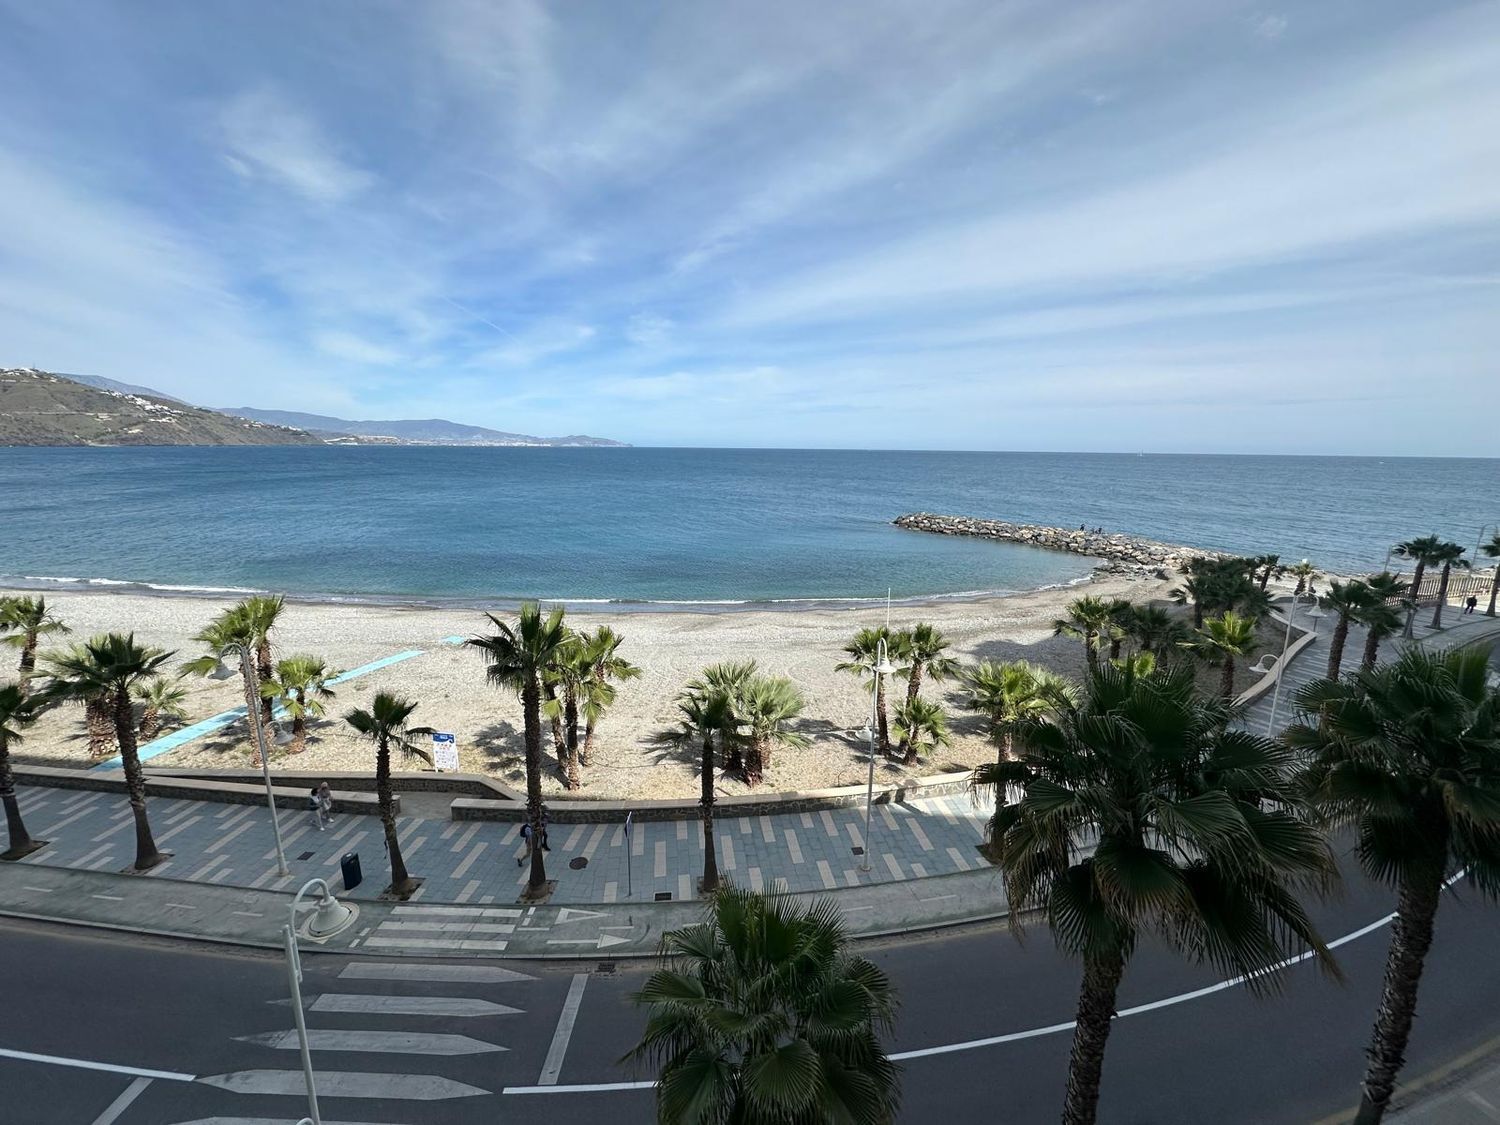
left=2, top=850, right=1498, bottom=1124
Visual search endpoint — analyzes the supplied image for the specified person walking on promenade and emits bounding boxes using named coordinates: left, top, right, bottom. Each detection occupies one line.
left=316, top=781, right=334, bottom=829
left=1465, top=594, right=1479, bottom=615
left=540, top=805, right=552, bottom=851
left=518, top=820, right=532, bottom=866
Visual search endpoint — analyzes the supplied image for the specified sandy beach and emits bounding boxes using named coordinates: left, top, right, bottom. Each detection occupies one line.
left=6, top=572, right=1188, bottom=799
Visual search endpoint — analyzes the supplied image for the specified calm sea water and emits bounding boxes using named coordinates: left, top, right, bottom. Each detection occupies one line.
left=0, top=448, right=1494, bottom=605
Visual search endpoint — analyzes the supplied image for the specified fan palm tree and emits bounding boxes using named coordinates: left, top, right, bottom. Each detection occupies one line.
left=543, top=635, right=590, bottom=790
left=0, top=682, right=53, bottom=859
left=260, top=655, right=336, bottom=754
left=182, top=604, right=268, bottom=765
left=1194, top=610, right=1260, bottom=700
left=577, top=626, right=641, bottom=767
left=657, top=682, right=736, bottom=893
left=1053, top=596, right=1117, bottom=672
left=467, top=601, right=570, bottom=897
left=1098, top=599, right=1134, bottom=661
left=892, top=697, right=951, bottom=765
left=43, top=634, right=174, bottom=871
left=1254, top=554, right=1282, bottom=592
left=836, top=628, right=906, bottom=756
left=1426, top=541, right=1468, bottom=629
left=977, top=660, right=1337, bottom=1125
left=738, top=675, right=808, bottom=786
left=344, top=691, right=433, bottom=898
left=894, top=623, right=958, bottom=756
left=1393, top=536, right=1442, bottom=638
left=1482, top=532, right=1500, bottom=617
left=1122, top=604, right=1191, bottom=658
left=960, top=660, right=1075, bottom=763
left=626, top=886, right=901, bottom=1125
left=242, top=594, right=285, bottom=727
left=49, top=642, right=118, bottom=760
left=0, top=596, right=70, bottom=693
left=1287, top=560, right=1319, bottom=598
left=1358, top=573, right=1407, bottom=671
left=1319, top=579, right=1375, bottom=681
left=684, top=661, right=758, bottom=775
left=133, top=677, right=189, bottom=741
left=1286, top=647, right=1500, bottom=1124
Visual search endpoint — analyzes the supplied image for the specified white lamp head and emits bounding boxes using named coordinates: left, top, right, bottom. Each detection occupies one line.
left=1250, top=655, right=1276, bottom=675
left=304, top=886, right=357, bottom=939
left=857, top=725, right=874, bottom=743
left=874, top=657, right=896, bottom=676
left=209, top=661, right=236, bottom=681
left=272, top=724, right=294, bottom=747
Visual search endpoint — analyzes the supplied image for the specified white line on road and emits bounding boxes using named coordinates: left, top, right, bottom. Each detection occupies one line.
left=236, top=1030, right=506, bottom=1055
left=297, top=994, right=523, bottom=1017
left=90, top=1076, right=152, bottom=1125
left=339, top=962, right=536, bottom=984
left=539, top=973, right=589, bottom=1085
left=21, top=886, right=53, bottom=894
left=198, top=1070, right=488, bottom=1100
left=0, top=1046, right=194, bottom=1082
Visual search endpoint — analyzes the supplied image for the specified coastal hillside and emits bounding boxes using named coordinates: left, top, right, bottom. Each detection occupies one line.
left=217, top=406, right=629, bottom=447
left=0, top=369, right=319, bottom=446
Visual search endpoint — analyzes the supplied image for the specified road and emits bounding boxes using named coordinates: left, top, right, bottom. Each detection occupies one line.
left=2, top=852, right=1498, bottom=1124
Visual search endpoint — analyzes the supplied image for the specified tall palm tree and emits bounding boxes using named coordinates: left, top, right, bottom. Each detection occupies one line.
left=892, top=696, right=951, bottom=766
left=1319, top=579, right=1375, bottom=681
left=133, top=676, right=189, bottom=741
left=894, top=623, right=957, bottom=756
left=1053, top=595, right=1116, bottom=672
left=0, top=682, right=53, bottom=859
left=1426, top=541, right=1468, bottom=629
left=1393, top=536, right=1442, bottom=638
left=1482, top=532, right=1500, bottom=617
left=260, top=655, right=337, bottom=754
left=1254, top=553, right=1283, bottom=592
left=960, top=660, right=1076, bottom=763
left=684, top=661, right=758, bottom=775
left=627, top=886, right=901, bottom=1125
left=1358, top=573, right=1407, bottom=671
left=657, top=682, right=736, bottom=893
left=183, top=604, right=269, bottom=765
left=1122, top=604, right=1191, bottom=658
left=1287, top=648, right=1500, bottom=1124
left=1099, top=599, right=1134, bottom=661
left=1194, top=610, right=1259, bottom=700
left=51, top=640, right=118, bottom=760
left=738, top=674, right=808, bottom=786
left=578, top=626, right=641, bottom=767
left=977, top=661, right=1336, bottom=1125
left=43, top=634, right=174, bottom=871
left=836, top=627, right=906, bottom=756
left=0, top=596, right=70, bottom=693
left=344, top=691, right=432, bottom=898
left=467, top=601, right=570, bottom=898
left=242, top=594, right=285, bottom=728
left=1288, top=559, right=1319, bottom=598
left=543, top=635, right=590, bottom=790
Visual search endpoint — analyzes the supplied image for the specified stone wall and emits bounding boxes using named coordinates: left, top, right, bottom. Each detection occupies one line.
left=893, top=512, right=1221, bottom=575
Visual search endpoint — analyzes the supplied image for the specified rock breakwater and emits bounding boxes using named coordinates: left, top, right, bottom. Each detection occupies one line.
left=893, top=513, right=1221, bottom=576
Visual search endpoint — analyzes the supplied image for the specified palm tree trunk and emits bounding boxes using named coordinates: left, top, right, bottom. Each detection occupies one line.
left=744, top=736, right=767, bottom=787
left=522, top=676, right=549, bottom=897
left=86, top=696, right=114, bottom=759
left=377, top=735, right=415, bottom=896
left=699, top=733, right=719, bottom=894
left=256, top=640, right=275, bottom=729
left=581, top=715, right=597, bottom=767
left=1108, top=637, right=1121, bottom=661
left=138, top=705, right=161, bottom=742
left=563, top=690, right=580, bottom=791
left=1259, top=568, right=1271, bottom=592
left=1062, top=946, right=1127, bottom=1125
left=876, top=676, right=890, bottom=756
left=1362, top=627, right=1383, bottom=672
left=900, top=663, right=924, bottom=755
left=1220, top=656, right=1235, bottom=700
left=18, top=634, right=38, bottom=692
left=291, top=713, right=307, bottom=754
left=1429, top=564, right=1451, bottom=629
left=1488, top=568, right=1499, bottom=617
left=1402, top=563, right=1426, bottom=638
left=1353, top=870, right=1445, bottom=1124
left=1193, top=602, right=1204, bottom=630
left=238, top=664, right=262, bottom=767
left=1327, top=615, right=1350, bottom=680
left=544, top=684, right=566, bottom=764
left=113, top=685, right=164, bottom=871
left=0, top=733, right=46, bottom=860
left=1084, top=630, right=1099, bottom=673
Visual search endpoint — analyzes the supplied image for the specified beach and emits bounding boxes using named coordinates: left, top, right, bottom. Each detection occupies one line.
left=4, top=571, right=1177, bottom=800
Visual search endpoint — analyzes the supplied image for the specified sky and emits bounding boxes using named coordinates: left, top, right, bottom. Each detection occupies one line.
left=0, top=0, right=1497, bottom=454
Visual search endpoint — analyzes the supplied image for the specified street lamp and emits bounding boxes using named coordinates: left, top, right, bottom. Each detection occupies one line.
left=858, top=639, right=895, bottom=875
left=1306, top=606, right=1327, bottom=636
left=285, top=877, right=359, bottom=1125
left=211, top=647, right=291, bottom=877
left=1264, top=591, right=1300, bottom=736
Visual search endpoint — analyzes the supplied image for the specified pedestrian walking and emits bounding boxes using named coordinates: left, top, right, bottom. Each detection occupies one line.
left=316, top=781, right=334, bottom=829
left=308, top=787, right=326, bottom=832
left=1465, top=594, right=1479, bottom=615
left=518, top=820, right=532, bottom=866
left=540, top=806, right=551, bottom=851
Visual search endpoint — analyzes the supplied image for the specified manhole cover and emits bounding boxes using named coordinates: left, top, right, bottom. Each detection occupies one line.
left=569, top=856, right=588, bottom=870
left=654, top=891, right=672, bottom=902
left=297, top=851, right=315, bottom=861
left=851, top=845, right=865, bottom=856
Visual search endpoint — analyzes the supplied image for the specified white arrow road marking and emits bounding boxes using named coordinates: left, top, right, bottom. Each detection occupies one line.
left=545, top=933, right=630, bottom=950
left=197, top=1070, right=488, bottom=1100
left=169, top=1119, right=394, bottom=1124
left=339, top=962, right=536, bottom=984
left=273, top=994, right=523, bottom=1017
left=236, top=1030, right=506, bottom=1055
left=553, top=907, right=609, bottom=924
left=391, top=905, right=521, bottom=918
left=362, top=936, right=510, bottom=952
left=375, top=921, right=515, bottom=933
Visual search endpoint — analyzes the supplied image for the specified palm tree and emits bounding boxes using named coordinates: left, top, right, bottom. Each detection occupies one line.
left=626, top=886, right=900, bottom=1125
left=1319, top=579, right=1375, bottom=681
left=543, top=635, right=590, bottom=790
left=260, top=655, right=336, bottom=754
left=241, top=594, right=285, bottom=727
left=182, top=604, right=268, bottom=765
left=1053, top=596, right=1116, bottom=672
left=836, top=627, right=906, bottom=756
left=1426, top=541, right=1468, bottom=629
left=1254, top=553, right=1282, bottom=592
left=738, top=674, right=808, bottom=786
left=684, top=661, right=758, bottom=775
left=892, top=697, right=951, bottom=766
left=1098, top=599, right=1134, bottom=661
left=894, top=623, right=958, bottom=756
left=43, top=634, right=174, bottom=871
left=1393, top=536, right=1442, bottom=638
left=1287, top=648, right=1500, bottom=1124
left=0, top=682, right=53, bottom=859
left=1288, top=559, right=1319, bottom=598
left=960, top=660, right=1076, bottom=764
left=1119, top=604, right=1188, bottom=658
left=1482, top=533, right=1500, bottom=617
left=1358, top=573, right=1407, bottom=671
left=657, top=682, right=736, bottom=893
left=344, top=691, right=432, bottom=898
left=578, top=626, right=641, bottom=767
left=0, top=596, right=70, bottom=693
left=133, top=677, right=189, bottom=741
left=50, top=641, right=117, bottom=760
left=467, top=601, right=570, bottom=898
left=1194, top=610, right=1259, bottom=700
left=976, top=661, right=1336, bottom=1125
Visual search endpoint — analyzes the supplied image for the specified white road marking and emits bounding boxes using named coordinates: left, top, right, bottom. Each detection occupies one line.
left=339, top=962, right=536, bottom=984
left=90, top=1076, right=152, bottom=1125
left=286, top=994, right=523, bottom=1017
left=197, top=1070, right=488, bottom=1099
left=165, top=1115, right=391, bottom=1124
left=0, top=1046, right=193, bottom=1082
left=538, top=973, right=589, bottom=1085
left=555, top=907, right=608, bottom=924
left=451, top=841, right=487, bottom=879
left=392, top=904, right=520, bottom=918
left=21, top=886, right=54, bottom=894
left=362, top=936, right=511, bottom=952
left=236, top=1030, right=506, bottom=1055
left=546, top=934, right=629, bottom=950
left=91, top=894, right=124, bottom=902
left=376, top=921, right=515, bottom=934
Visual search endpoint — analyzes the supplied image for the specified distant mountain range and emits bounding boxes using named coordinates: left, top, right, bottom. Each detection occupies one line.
left=0, top=368, right=627, bottom=447
left=216, top=407, right=628, bottom=447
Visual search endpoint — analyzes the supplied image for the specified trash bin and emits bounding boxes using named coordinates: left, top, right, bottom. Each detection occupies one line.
left=340, top=851, right=362, bottom=891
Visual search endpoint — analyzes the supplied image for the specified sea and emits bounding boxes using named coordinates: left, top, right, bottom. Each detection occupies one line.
left=0, top=448, right=1494, bottom=609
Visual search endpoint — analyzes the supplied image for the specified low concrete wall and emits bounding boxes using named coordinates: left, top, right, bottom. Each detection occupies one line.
left=16, top=764, right=397, bottom=814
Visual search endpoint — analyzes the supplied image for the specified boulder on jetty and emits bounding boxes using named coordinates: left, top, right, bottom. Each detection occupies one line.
left=892, top=513, right=1221, bottom=578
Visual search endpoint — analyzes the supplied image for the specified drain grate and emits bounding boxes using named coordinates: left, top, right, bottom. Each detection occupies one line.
left=654, top=891, right=673, bottom=902
left=569, top=856, right=588, bottom=870
left=297, top=851, right=315, bottom=861
left=851, top=846, right=865, bottom=856
left=595, top=961, right=617, bottom=975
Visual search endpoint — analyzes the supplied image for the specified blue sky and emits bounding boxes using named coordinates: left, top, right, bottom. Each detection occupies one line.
left=1, top=0, right=1496, bottom=453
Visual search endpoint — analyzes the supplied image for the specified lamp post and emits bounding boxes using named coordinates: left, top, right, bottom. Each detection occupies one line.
left=858, top=638, right=896, bottom=874
left=284, top=877, right=359, bottom=1125
left=214, top=647, right=291, bottom=877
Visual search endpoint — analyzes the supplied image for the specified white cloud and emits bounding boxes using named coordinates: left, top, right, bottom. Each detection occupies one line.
left=220, top=87, right=373, bottom=203
left=624, top=313, right=673, bottom=346
left=313, top=331, right=403, bottom=366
